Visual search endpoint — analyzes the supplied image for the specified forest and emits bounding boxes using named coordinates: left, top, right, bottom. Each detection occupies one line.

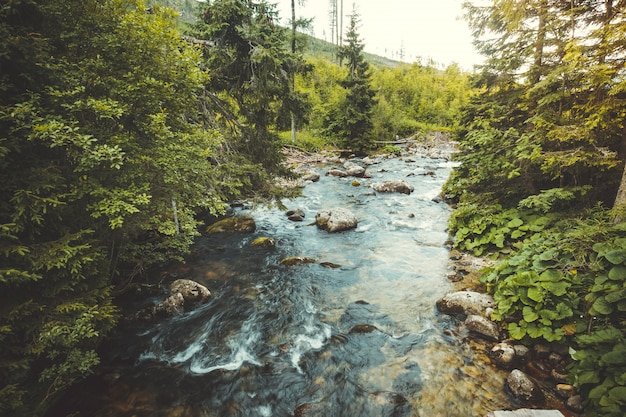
left=0, top=0, right=624, bottom=416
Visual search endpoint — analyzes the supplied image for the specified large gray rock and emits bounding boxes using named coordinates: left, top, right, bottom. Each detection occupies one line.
left=140, top=279, right=211, bottom=319
left=170, top=279, right=211, bottom=304
left=315, top=207, right=358, bottom=232
left=465, top=314, right=501, bottom=341
left=344, top=161, right=366, bottom=177
left=372, top=180, right=414, bottom=195
left=506, top=369, right=543, bottom=403
left=436, top=291, right=495, bottom=318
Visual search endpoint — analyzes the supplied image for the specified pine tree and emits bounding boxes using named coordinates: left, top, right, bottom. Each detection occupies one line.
left=325, top=10, right=376, bottom=152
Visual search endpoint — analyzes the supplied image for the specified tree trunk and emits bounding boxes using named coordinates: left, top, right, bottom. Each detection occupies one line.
left=613, top=121, right=626, bottom=222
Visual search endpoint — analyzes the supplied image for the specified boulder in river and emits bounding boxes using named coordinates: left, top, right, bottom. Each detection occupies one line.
left=327, top=169, right=348, bottom=177
left=465, top=314, right=501, bottom=341
left=436, top=291, right=495, bottom=318
left=280, top=256, right=316, bottom=267
left=251, top=237, right=276, bottom=248
left=286, top=208, right=306, bottom=222
left=315, top=207, right=358, bottom=232
left=506, top=369, right=544, bottom=403
left=491, top=342, right=518, bottom=368
left=170, top=279, right=211, bottom=304
left=344, top=161, right=366, bottom=177
left=205, top=216, right=256, bottom=234
left=152, top=279, right=211, bottom=318
left=372, top=180, right=414, bottom=195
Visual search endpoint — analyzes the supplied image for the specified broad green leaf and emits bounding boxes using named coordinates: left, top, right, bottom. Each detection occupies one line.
left=527, top=286, right=544, bottom=302
left=592, top=296, right=615, bottom=315
left=609, top=265, right=626, bottom=281
left=538, top=269, right=562, bottom=282
left=507, top=218, right=523, bottom=228
left=523, top=306, right=539, bottom=322
left=508, top=322, right=526, bottom=339
left=601, top=350, right=626, bottom=365
left=605, top=289, right=626, bottom=304
left=604, top=250, right=626, bottom=265
left=608, top=386, right=626, bottom=401
left=541, top=280, right=569, bottom=296
left=527, top=323, right=543, bottom=338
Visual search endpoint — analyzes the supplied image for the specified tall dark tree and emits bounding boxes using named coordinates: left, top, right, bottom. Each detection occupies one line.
left=193, top=0, right=305, bottom=168
left=324, top=10, right=375, bottom=152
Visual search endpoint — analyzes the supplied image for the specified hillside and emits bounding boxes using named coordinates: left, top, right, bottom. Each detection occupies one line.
left=149, top=0, right=401, bottom=68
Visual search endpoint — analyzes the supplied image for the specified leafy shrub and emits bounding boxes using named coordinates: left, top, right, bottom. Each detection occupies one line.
left=477, top=213, right=626, bottom=416
left=449, top=199, right=556, bottom=257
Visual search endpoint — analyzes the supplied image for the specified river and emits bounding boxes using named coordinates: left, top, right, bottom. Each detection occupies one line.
left=51, top=143, right=512, bottom=417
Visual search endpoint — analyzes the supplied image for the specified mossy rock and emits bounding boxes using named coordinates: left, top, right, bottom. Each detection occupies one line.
left=205, top=216, right=256, bottom=234
left=280, top=256, right=316, bottom=267
left=251, top=237, right=276, bottom=248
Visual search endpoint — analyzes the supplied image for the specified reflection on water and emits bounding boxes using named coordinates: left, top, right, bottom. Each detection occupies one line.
left=50, top=151, right=512, bottom=417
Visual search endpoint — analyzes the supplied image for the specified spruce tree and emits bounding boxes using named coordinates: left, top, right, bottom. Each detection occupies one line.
left=325, top=10, right=375, bottom=152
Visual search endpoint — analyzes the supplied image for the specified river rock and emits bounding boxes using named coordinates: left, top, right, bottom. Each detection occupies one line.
left=301, top=171, right=320, bottom=182
left=280, top=256, right=316, bottom=266
left=327, top=169, right=348, bottom=177
left=205, top=216, right=256, bottom=233
left=286, top=208, right=305, bottom=222
left=154, top=292, right=185, bottom=316
left=344, top=161, right=366, bottom=177
left=491, top=342, right=518, bottom=368
left=465, top=314, right=501, bottom=341
left=566, top=395, right=584, bottom=413
left=315, top=208, right=358, bottom=232
left=372, top=180, right=414, bottom=195
left=506, top=369, right=543, bottom=403
left=170, top=279, right=211, bottom=304
left=250, top=237, right=276, bottom=248
left=436, top=291, right=495, bottom=318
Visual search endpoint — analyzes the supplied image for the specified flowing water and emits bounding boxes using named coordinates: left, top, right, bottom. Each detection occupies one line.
left=53, top=147, right=513, bottom=417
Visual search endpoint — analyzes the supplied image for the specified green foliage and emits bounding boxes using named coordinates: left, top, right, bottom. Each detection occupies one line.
left=0, top=0, right=253, bottom=414
left=191, top=0, right=306, bottom=169
left=322, top=12, right=376, bottom=152
left=449, top=198, right=557, bottom=257
left=476, top=212, right=626, bottom=415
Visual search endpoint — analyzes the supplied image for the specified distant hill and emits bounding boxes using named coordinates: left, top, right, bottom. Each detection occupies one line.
left=148, top=0, right=401, bottom=69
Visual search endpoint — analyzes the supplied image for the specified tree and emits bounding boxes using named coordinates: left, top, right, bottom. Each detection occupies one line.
left=0, top=1, right=236, bottom=414
left=324, top=10, right=376, bottom=152
left=192, top=0, right=306, bottom=169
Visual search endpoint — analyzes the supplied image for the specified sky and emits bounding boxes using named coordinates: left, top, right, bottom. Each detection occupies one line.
left=273, top=0, right=484, bottom=70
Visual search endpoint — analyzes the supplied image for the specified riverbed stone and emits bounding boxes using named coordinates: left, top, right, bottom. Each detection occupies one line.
left=301, top=171, right=320, bottom=182
left=436, top=291, right=495, bottom=318
left=327, top=168, right=348, bottom=177
left=315, top=207, right=358, bottom=232
left=250, top=237, right=276, bottom=248
left=280, top=256, right=316, bottom=266
left=506, top=369, right=543, bottom=403
left=154, top=292, right=185, bottom=316
left=465, top=314, right=501, bottom=341
left=205, top=216, right=256, bottom=234
left=170, top=279, right=211, bottom=304
left=491, top=342, right=517, bottom=368
left=372, top=180, right=414, bottom=195
left=344, top=161, right=366, bottom=177
left=286, top=208, right=305, bottom=222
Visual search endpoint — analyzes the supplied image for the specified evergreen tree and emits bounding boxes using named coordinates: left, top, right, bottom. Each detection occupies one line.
left=324, top=10, right=376, bottom=152
left=192, top=0, right=306, bottom=169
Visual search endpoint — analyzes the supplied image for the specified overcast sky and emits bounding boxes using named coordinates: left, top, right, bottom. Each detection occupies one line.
left=273, top=0, right=483, bottom=70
